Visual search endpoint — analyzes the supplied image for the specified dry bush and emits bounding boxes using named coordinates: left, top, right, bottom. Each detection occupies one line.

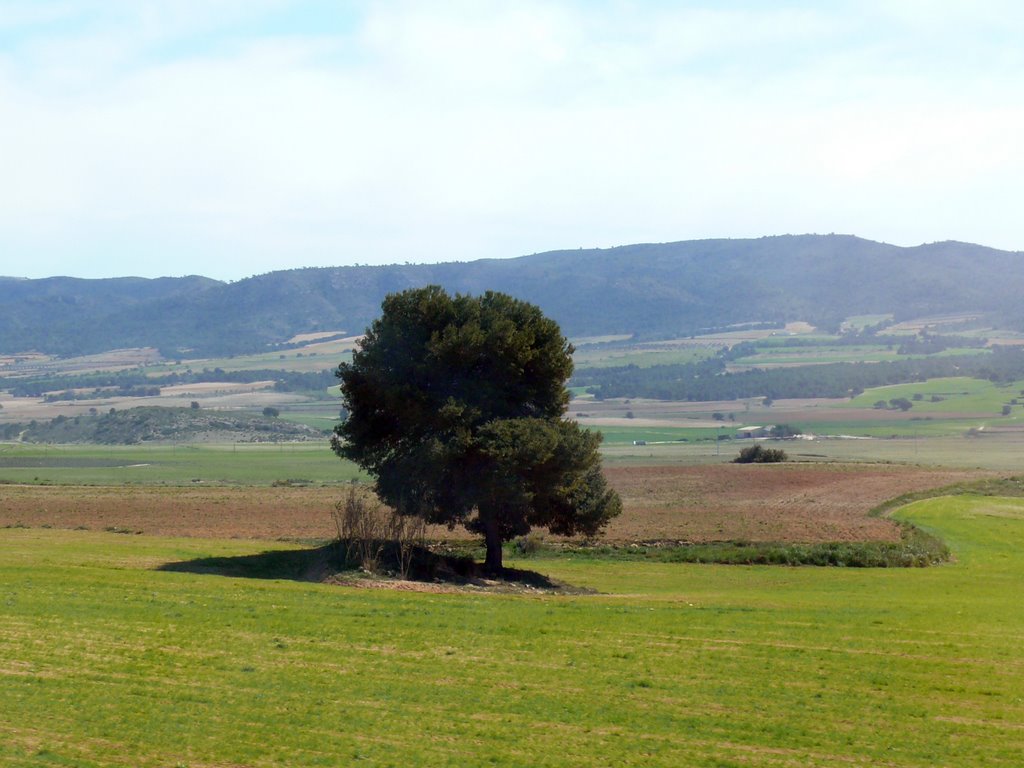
left=332, top=486, right=386, bottom=572
left=332, top=486, right=426, bottom=577
left=389, top=511, right=427, bottom=579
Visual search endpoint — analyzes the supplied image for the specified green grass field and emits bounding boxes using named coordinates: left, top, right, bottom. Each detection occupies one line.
left=585, top=424, right=720, bottom=445
left=1, top=495, right=1022, bottom=766
left=0, top=443, right=363, bottom=486
left=2, top=425, right=1019, bottom=487
left=571, top=346, right=714, bottom=369
left=847, top=376, right=1024, bottom=414
left=731, top=345, right=990, bottom=367
left=730, top=343, right=903, bottom=366
left=600, top=431, right=1024, bottom=471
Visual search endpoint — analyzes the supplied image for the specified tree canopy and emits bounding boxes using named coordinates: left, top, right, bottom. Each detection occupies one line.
left=332, top=286, right=621, bottom=573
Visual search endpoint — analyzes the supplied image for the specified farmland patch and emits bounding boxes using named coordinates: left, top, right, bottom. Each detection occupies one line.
left=2, top=494, right=1024, bottom=766
left=0, top=464, right=989, bottom=545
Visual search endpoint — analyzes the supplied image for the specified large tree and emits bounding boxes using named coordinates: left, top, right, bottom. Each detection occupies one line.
left=332, top=286, right=621, bottom=573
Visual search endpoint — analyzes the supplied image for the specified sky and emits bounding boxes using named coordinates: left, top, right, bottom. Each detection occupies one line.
left=2, top=0, right=1023, bottom=281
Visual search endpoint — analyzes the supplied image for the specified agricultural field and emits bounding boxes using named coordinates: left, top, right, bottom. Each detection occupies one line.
left=571, top=344, right=714, bottom=370
left=151, top=335, right=360, bottom=375
left=570, top=325, right=822, bottom=370
left=2, top=314, right=1021, bottom=451
left=845, top=376, right=1024, bottom=415
left=3, top=313, right=1024, bottom=765
left=0, top=460, right=987, bottom=545
left=0, top=443, right=353, bottom=486
left=600, top=430, right=1024, bottom=473
left=2, top=494, right=1023, bottom=766
left=727, top=344, right=990, bottom=369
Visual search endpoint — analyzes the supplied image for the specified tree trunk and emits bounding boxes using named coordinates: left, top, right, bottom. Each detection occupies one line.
left=481, top=511, right=504, bottom=575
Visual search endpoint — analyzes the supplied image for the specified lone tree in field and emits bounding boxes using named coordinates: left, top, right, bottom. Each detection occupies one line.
left=332, top=286, right=621, bottom=574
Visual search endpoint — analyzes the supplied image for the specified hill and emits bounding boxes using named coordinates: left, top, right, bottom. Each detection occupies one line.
left=2, top=406, right=327, bottom=444
left=2, top=235, right=1022, bottom=356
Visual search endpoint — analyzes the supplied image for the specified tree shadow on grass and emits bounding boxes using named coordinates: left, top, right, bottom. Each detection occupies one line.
left=157, top=544, right=339, bottom=582
left=157, top=542, right=583, bottom=593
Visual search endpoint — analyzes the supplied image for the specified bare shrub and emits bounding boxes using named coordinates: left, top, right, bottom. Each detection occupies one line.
left=332, top=486, right=426, bottom=577
left=513, top=531, right=545, bottom=556
left=332, top=486, right=388, bottom=572
left=388, top=511, right=427, bottom=579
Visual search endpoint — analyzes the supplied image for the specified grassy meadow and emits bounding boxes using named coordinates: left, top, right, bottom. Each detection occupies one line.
left=2, top=495, right=1023, bottom=766
left=846, top=376, right=1024, bottom=415
left=0, top=443, right=362, bottom=486
left=1, top=424, right=1021, bottom=486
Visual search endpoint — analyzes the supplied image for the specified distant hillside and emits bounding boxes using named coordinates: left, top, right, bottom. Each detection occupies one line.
left=0, top=275, right=221, bottom=356
left=3, top=236, right=1023, bottom=357
left=2, top=407, right=327, bottom=444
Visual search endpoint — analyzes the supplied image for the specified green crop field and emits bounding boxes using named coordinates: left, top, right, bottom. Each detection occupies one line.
left=572, top=346, right=714, bottom=369
left=0, top=443, right=363, bottom=486
left=583, top=424, right=719, bottom=445
left=730, top=343, right=903, bottom=366
left=600, top=430, right=1024, bottom=472
left=1, top=495, right=1022, bottom=766
left=3, top=426, right=1019, bottom=487
left=847, top=377, right=1024, bottom=415
left=730, top=344, right=992, bottom=368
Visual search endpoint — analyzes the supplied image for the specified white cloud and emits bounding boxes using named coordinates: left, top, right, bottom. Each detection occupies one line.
left=1, top=1, right=1024, bottom=279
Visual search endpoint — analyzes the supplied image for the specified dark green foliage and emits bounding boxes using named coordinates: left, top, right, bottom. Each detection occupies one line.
left=0, top=275, right=221, bottom=356
left=895, top=332, right=987, bottom=354
left=9, top=368, right=336, bottom=399
left=10, top=406, right=325, bottom=444
left=734, top=445, right=788, bottom=463
left=43, top=385, right=160, bottom=402
left=333, top=286, right=621, bottom=573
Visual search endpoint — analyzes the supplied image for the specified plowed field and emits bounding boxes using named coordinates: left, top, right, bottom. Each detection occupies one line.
left=600, top=464, right=987, bottom=543
left=0, top=463, right=989, bottom=543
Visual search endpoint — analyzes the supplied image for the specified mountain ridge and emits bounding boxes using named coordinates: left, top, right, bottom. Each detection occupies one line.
left=3, top=235, right=1022, bottom=357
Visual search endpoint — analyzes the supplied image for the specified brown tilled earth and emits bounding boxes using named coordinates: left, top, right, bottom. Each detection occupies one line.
left=600, top=464, right=988, bottom=543
left=0, top=463, right=991, bottom=544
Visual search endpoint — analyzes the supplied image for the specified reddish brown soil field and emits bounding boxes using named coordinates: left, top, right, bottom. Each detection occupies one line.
left=0, top=485, right=344, bottom=540
left=0, top=463, right=991, bottom=544
left=601, top=464, right=988, bottom=543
